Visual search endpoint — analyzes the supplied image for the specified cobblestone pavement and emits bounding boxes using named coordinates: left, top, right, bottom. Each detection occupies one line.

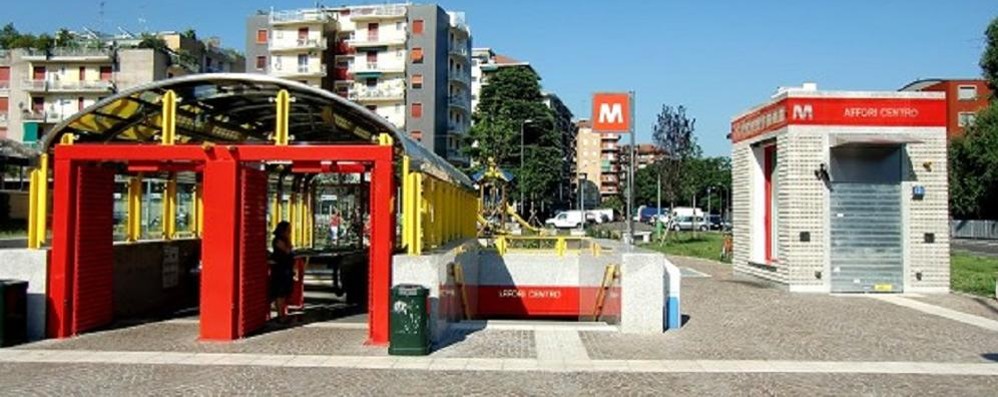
left=0, top=362, right=996, bottom=396
left=5, top=254, right=998, bottom=394
left=912, top=293, right=998, bottom=322
left=580, top=256, right=998, bottom=362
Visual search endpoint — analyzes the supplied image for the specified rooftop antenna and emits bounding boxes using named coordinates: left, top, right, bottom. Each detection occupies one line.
left=98, top=1, right=106, bottom=33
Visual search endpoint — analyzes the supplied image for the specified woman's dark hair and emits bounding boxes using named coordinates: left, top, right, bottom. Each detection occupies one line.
left=274, top=221, right=291, bottom=238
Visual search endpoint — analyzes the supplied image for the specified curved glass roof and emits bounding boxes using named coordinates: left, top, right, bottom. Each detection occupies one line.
left=43, top=73, right=472, bottom=187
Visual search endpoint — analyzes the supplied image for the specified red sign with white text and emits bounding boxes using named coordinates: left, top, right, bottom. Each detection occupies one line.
left=731, top=96, right=946, bottom=143
left=476, top=285, right=620, bottom=318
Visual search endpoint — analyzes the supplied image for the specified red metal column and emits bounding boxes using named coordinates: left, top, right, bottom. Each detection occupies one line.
left=237, top=166, right=270, bottom=337
left=367, top=155, right=394, bottom=345
left=47, top=159, right=77, bottom=338
left=200, top=157, right=240, bottom=341
left=71, top=164, right=115, bottom=333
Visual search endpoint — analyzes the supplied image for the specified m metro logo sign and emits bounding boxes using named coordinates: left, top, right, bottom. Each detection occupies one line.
left=592, top=92, right=632, bottom=133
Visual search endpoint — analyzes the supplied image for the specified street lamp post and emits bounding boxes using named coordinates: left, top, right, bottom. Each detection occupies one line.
left=578, top=172, right=587, bottom=231
left=519, top=119, right=534, bottom=214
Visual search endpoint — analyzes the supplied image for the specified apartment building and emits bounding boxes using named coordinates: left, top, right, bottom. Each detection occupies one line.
left=617, top=143, right=663, bottom=190
left=575, top=119, right=621, bottom=199
left=542, top=92, right=577, bottom=205
left=0, top=32, right=242, bottom=144
left=246, top=3, right=473, bottom=165
left=900, top=78, right=992, bottom=138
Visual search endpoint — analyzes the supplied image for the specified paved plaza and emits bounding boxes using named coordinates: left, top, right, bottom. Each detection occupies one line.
left=2, top=256, right=997, bottom=395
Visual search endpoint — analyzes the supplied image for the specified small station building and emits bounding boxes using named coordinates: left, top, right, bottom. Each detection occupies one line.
left=729, top=84, right=950, bottom=293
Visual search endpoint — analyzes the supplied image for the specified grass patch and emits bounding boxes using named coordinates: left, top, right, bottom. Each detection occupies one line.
left=0, top=222, right=27, bottom=238
left=642, top=231, right=730, bottom=263
left=951, top=251, right=998, bottom=297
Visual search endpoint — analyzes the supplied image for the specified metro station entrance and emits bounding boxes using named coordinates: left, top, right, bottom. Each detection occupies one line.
left=34, top=75, right=473, bottom=345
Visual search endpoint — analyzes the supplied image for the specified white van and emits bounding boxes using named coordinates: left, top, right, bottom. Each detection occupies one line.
left=545, top=210, right=586, bottom=229
left=671, top=207, right=703, bottom=218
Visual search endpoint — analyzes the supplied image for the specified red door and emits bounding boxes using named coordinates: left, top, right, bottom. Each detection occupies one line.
left=99, top=66, right=112, bottom=81
left=237, top=167, right=270, bottom=336
left=763, top=145, right=777, bottom=262
left=0, top=97, right=9, bottom=111
left=367, top=23, right=379, bottom=41
left=33, top=66, right=45, bottom=80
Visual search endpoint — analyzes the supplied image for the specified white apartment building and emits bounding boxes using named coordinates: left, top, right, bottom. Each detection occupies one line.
left=247, top=3, right=473, bottom=165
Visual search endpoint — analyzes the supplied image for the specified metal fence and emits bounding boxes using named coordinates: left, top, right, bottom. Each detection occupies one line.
left=951, top=219, right=998, bottom=240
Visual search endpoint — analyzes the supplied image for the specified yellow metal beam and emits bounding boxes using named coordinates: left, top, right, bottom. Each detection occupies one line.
left=162, top=173, right=177, bottom=240
left=401, top=156, right=411, bottom=252
left=414, top=172, right=424, bottom=255
left=274, top=89, right=290, bottom=145
left=127, top=175, right=143, bottom=242
left=26, top=169, right=39, bottom=249
left=193, top=182, right=204, bottom=237
left=161, top=90, right=177, bottom=145
left=32, top=154, right=49, bottom=248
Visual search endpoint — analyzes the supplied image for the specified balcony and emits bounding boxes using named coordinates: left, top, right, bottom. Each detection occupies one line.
left=448, top=94, right=470, bottom=111
left=350, top=5, right=407, bottom=21
left=449, top=45, right=469, bottom=58
left=353, top=61, right=405, bottom=74
left=333, top=67, right=353, bottom=81
left=346, top=34, right=407, bottom=48
left=21, top=47, right=113, bottom=61
left=20, top=79, right=114, bottom=93
left=271, top=63, right=327, bottom=78
left=448, top=11, right=469, bottom=33
left=448, top=121, right=468, bottom=134
left=0, top=81, right=8, bottom=95
left=22, top=111, right=63, bottom=123
left=348, top=87, right=404, bottom=102
left=270, top=9, right=332, bottom=25
left=269, top=38, right=328, bottom=52
left=0, top=111, right=7, bottom=127
left=334, top=41, right=356, bottom=56
left=449, top=71, right=471, bottom=86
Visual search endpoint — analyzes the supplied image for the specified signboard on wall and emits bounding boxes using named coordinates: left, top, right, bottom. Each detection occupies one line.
left=592, top=92, right=632, bottom=133
left=730, top=96, right=947, bottom=143
left=162, top=245, right=180, bottom=289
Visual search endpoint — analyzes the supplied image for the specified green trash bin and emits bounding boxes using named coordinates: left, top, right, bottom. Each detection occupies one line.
left=0, top=279, right=28, bottom=347
left=388, top=284, right=430, bottom=356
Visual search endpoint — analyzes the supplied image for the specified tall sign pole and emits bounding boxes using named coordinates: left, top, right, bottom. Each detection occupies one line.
left=591, top=91, right=634, bottom=245
left=626, top=91, right=635, bottom=245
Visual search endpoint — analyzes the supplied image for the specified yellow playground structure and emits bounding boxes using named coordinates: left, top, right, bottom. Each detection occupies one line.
left=473, top=160, right=549, bottom=236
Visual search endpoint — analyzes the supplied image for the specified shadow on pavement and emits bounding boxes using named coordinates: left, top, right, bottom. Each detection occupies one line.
left=983, top=353, right=998, bottom=362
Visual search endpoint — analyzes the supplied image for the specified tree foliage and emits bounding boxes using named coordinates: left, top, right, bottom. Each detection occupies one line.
left=469, top=67, right=566, bottom=213
left=982, top=17, right=998, bottom=94
left=950, top=16, right=998, bottom=219
left=650, top=105, right=701, bottom=207
left=950, top=105, right=998, bottom=219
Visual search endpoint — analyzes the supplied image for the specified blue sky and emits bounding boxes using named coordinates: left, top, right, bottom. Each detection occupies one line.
left=5, top=0, right=995, bottom=156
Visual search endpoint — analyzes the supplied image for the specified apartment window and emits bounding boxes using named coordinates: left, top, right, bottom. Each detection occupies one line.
left=255, top=56, right=267, bottom=70
left=367, top=23, right=379, bottom=41
left=256, top=29, right=268, bottom=43
left=99, top=66, right=112, bottom=81
left=411, top=102, right=423, bottom=118
left=366, top=77, right=377, bottom=87
left=297, top=54, right=308, bottom=67
left=411, top=74, right=423, bottom=89
left=78, top=66, right=86, bottom=80
left=411, top=130, right=422, bottom=142
left=411, top=48, right=424, bottom=64
left=298, top=27, right=309, bottom=40
left=412, top=20, right=424, bottom=35
left=958, top=112, right=977, bottom=127
left=367, top=51, right=378, bottom=65
left=957, top=85, right=978, bottom=101
left=396, top=22, right=403, bottom=31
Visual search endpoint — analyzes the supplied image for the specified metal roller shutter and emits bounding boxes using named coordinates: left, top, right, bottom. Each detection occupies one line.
left=830, top=183, right=903, bottom=293
left=237, top=167, right=270, bottom=336
left=72, top=165, right=115, bottom=333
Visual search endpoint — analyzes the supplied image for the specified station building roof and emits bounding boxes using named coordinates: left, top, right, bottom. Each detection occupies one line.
left=42, top=73, right=472, bottom=187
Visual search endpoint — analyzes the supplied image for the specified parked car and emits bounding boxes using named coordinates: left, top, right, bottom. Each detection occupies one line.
left=707, top=214, right=724, bottom=230
left=669, top=215, right=708, bottom=231
left=545, top=210, right=589, bottom=229
left=634, top=206, right=668, bottom=224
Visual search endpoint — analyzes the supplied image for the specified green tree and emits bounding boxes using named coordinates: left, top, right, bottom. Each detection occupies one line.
left=55, top=28, right=76, bottom=48
left=468, top=67, right=565, bottom=213
left=181, top=28, right=197, bottom=40
left=0, top=23, right=20, bottom=49
left=949, top=16, right=998, bottom=219
left=33, top=33, right=54, bottom=51
left=137, top=33, right=167, bottom=51
left=650, top=105, right=701, bottom=208
left=950, top=105, right=998, bottom=219
left=982, top=17, right=998, bottom=94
